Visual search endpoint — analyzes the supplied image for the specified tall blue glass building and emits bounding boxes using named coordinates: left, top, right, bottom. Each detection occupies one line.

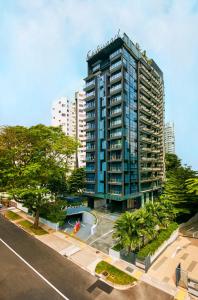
left=84, top=33, right=164, bottom=211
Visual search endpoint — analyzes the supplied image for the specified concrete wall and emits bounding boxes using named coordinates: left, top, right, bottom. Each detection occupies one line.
left=109, top=248, right=121, bottom=259
left=82, top=211, right=96, bottom=225
left=39, top=217, right=59, bottom=231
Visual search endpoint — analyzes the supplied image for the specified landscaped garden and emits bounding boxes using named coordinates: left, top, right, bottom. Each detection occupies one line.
left=95, top=260, right=136, bottom=285
left=113, top=200, right=178, bottom=258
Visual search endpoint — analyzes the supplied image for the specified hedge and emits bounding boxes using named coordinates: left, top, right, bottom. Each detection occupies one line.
left=137, top=222, right=178, bottom=258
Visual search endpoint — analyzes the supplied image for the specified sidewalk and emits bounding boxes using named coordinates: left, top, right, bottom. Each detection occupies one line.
left=2, top=208, right=184, bottom=297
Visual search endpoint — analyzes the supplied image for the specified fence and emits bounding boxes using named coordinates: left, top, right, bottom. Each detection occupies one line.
left=176, top=265, right=198, bottom=297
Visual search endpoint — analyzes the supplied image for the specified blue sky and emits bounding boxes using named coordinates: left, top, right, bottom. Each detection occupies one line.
left=0, top=0, right=197, bottom=170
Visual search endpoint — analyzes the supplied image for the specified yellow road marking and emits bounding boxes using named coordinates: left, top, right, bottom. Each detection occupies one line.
left=174, top=288, right=188, bottom=300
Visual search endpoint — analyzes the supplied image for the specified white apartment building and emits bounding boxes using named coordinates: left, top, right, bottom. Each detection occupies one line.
left=51, top=97, right=73, bottom=136
left=51, top=92, right=86, bottom=168
left=165, top=122, right=175, bottom=154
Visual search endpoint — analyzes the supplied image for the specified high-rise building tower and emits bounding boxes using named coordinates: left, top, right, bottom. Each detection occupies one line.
left=84, top=33, right=164, bottom=210
left=51, top=97, right=73, bottom=136
left=165, top=122, right=175, bottom=154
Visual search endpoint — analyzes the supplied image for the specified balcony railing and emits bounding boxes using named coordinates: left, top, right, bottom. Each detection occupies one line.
left=110, top=60, right=122, bottom=71
left=110, top=143, right=122, bottom=149
left=110, top=83, right=122, bottom=94
left=110, top=109, right=122, bottom=116
left=110, top=72, right=122, bottom=82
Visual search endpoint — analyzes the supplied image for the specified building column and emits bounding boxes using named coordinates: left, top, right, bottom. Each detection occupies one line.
left=151, top=192, right=154, bottom=203
left=146, top=192, right=150, bottom=203
left=141, top=195, right=145, bottom=208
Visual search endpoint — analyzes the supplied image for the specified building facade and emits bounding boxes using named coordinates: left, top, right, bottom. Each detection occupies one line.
left=72, top=91, right=86, bottom=168
left=165, top=122, right=175, bottom=154
left=84, top=33, right=164, bottom=211
left=51, top=97, right=73, bottom=136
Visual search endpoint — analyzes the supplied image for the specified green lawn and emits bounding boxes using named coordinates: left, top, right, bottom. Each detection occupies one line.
left=5, top=210, right=21, bottom=221
left=95, top=261, right=136, bottom=285
left=18, top=220, right=48, bottom=235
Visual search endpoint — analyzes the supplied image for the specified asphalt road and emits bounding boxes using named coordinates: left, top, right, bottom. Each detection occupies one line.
left=0, top=215, right=173, bottom=300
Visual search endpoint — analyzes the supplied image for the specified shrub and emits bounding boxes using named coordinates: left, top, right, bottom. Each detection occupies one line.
left=137, top=222, right=178, bottom=258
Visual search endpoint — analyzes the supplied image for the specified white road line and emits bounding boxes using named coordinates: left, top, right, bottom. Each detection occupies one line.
left=0, top=238, right=69, bottom=300
left=89, top=229, right=114, bottom=246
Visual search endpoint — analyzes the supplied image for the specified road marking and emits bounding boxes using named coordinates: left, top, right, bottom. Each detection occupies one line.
left=0, top=238, right=69, bottom=300
left=89, top=229, right=114, bottom=246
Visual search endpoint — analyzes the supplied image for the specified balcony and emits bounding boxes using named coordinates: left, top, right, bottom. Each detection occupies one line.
left=110, top=60, right=122, bottom=72
left=110, top=120, right=122, bottom=128
left=109, top=143, right=122, bottom=150
left=109, top=155, right=122, bottom=161
left=86, top=123, right=95, bottom=131
left=141, top=147, right=152, bottom=152
left=110, top=72, right=122, bottom=84
left=140, top=126, right=152, bottom=134
left=85, top=156, right=95, bottom=162
left=108, top=167, right=122, bottom=173
left=140, top=115, right=153, bottom=126
left=84, top=79, right=95, bottom=91
left=86, top=134, right=95, bottom=141
left=85, top=102, right=95, bottom=111
left=110, top=83, right=122, bottom=95
left=140, top=95, right=152, bottom=107
left=108, top=180, right=122, bottom=185
left=141, top=166, right=153, bottom=172
left=110, top=108, right=122, bottom=116
left=86, top=112, right=95, bottom=120
left=86, top=178, right=95, bottom=183
left=110, top=49, right=122, bottom=61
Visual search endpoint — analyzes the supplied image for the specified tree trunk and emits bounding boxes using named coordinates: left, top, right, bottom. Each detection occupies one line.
left=33, top=209, right=40, bottom=229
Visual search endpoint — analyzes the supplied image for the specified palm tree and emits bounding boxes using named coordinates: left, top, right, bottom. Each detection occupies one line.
left=113, top=212, right=142, bottom=253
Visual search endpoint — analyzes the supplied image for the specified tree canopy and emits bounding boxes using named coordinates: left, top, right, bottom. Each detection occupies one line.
left=0, top=124, right=78, bottom=228
left=162, top=153, right=198, bottom=217
left=67, top=167, right=86, bottom=195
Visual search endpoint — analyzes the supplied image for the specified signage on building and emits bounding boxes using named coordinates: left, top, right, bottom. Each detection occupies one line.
left=87, top=30, right=121, bottom=60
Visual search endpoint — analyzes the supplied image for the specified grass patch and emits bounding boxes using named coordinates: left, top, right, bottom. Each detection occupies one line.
left=18, top=220, right=48, bottom=235
left=137, top=222, right=178, bottom=258
left=5, top=210, right=21, bottom=221
left=95, top=261, right=136, bottom=285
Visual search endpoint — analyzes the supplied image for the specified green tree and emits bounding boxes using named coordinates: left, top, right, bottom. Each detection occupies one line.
left=165, top=153, right=181, bottom=174
left=186, top=178, right=198, bottom=195
left=0, top=125, right=78, bottom=228
left=162, top=164, right=198, bottom=215
left=67, top=167, right=86, bottom=195
left=113, top=212, right=142, bottom=252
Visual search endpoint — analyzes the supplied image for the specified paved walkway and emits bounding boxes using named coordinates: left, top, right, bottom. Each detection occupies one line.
left=148, top=236, right=198, bottom=287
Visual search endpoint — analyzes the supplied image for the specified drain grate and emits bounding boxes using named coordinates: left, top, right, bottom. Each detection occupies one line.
left=125, top=266, right=134, bottom=273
